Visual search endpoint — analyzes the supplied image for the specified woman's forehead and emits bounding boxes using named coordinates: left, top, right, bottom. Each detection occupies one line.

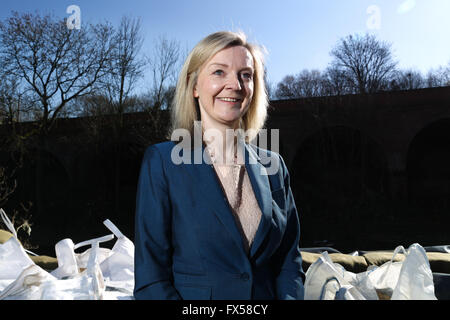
left=206, top=46, right=254, bottom=69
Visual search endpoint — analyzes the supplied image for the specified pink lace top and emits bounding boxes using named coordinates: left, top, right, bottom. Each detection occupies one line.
left=212, top=162, right=263, bottom=254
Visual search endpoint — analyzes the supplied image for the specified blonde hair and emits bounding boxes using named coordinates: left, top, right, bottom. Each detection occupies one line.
left=169, top=31, right=268, bottom=142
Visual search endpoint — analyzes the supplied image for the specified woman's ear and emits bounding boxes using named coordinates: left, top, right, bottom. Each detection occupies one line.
left=190, top=72, right=199, bottom=98
left=193, top=85, right=199, bottom=98
left=193, top=80, right=200, bottom=98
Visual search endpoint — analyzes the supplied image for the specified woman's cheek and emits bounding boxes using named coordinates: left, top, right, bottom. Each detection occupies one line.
left=209, top=81, right=222, bottom=95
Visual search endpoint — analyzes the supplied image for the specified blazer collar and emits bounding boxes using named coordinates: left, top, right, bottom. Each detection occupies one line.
left=182, top=141, right=273, bottom=258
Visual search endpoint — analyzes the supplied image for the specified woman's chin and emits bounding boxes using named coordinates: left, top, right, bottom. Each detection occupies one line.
left=217, top=116, right=241, bottom=127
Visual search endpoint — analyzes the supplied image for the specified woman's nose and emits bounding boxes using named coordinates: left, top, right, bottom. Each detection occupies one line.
left=226, top=73, right=243, bottom=91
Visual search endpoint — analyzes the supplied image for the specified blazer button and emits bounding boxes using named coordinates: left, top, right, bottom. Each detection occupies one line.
left=240, top=272, right=250, bottom=281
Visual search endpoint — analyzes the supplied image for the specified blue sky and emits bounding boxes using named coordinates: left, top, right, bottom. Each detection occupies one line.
left=1, top=0, right=450, bottom=94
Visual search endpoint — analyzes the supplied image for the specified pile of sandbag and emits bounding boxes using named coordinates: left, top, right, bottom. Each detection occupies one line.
left=0, top=209, right=134, bottom=300
left=304, top=243, right=437, bottom=300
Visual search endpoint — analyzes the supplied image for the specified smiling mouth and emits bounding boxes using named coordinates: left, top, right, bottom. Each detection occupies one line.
left=217, top=97, right=242, bottom=102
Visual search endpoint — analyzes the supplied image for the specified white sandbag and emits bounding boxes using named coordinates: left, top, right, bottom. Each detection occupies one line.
left=50, top=238, right=79, bottom=279
left=1, top=216, right=135, bottom=300
left=0, top=209, right=43, bottom=295
left=0, top=236, right=35, bottom=284
left=48, top=221, right=134, bottom=299
left=391, top=243, right=436, bottom=300
left=74, top=234, right=114, bottom=270
left=1, top=263, right=105, bottom=300
left=100, top=219, right=134, bottom=294
left=0, top=265, right=53, bottom=299
left=0, top=209, right=37, bottom=292
left=367, top=243, right=437, bottom=300
left=367, top=258, right=404, bottom=299
left=51, top=234, right=113, bottom=279
left=304, top=251, right=370, bottom=300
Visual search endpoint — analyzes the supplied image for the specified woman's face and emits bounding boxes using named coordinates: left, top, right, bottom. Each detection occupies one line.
left=194, top=45, right=254, bottom=130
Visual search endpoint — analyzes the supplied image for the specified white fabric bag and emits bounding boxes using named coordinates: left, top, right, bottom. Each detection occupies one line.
left=391, top=243, right=436, bottom=299
left=51, top=234, right=114, bottom=279
left=0, top=237, right=35, bottom=286
left=368, top=243, right=436, bottom=300
left=1, top=234, right=113, bottom=300
left=367, top=247, right=405, bottom=299
left=74, top=234, right=114, bottom=270
left=49, top=220, right=134, bottom=300
left=1, top=215, right=135, bottom=300
left=305, top=243, right=437, bottom=300
left=0, top=265, right=56, bottom=300
left=0, top=209, right=36, bottom=291
left=50, top=239, right=79, bottom=279
left=0, top=262, right=105, bottom=300
left=100, top=219, right=134, bottom=294
left=304, top=251, right=373, bottom=300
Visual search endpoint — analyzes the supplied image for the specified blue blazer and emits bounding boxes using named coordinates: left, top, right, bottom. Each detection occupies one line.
left=133, top=141, right=305, bottom=300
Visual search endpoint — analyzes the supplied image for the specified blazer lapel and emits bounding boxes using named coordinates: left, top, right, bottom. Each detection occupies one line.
left=180, top=142, right=274, bottom=258
left=182, top=143, right=246, bottom=253
left=244, top=144, right=273, bottom=258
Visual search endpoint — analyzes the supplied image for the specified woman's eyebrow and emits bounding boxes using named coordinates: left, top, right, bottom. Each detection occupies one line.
left=208, top=63, right=254, bottom=71
left=208, top=62, right=228, bottom=68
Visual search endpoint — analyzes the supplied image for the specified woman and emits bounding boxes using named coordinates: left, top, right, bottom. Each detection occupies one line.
left=133, top=31, right=304, bottom=300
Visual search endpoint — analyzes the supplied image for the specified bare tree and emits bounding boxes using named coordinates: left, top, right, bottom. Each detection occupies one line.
left=0, top=11, right=115, bottom=137
left=70, top=16, right=147, bottom=220
left=426, top=65, right=450, bottom=88
left=75, top=14, right=146, bottom=174
left=330, top=33, right=397, bottom=94
left=275, top=75, right=298, bottom=99
left=0, top=73, right=34, bottom=124
left=100, top=16, right=146, bottom=114
left=146, top=35, right=181, bottom=110
left=321, top=66, right=356, bottom=96
left=297, top=69, right=328, bottom=97
left=389, top=69, right=426, bottom=91
left=275, top=69, right=329, bottom=99
left=0, top=11, right=115, bottom=219
left=0, top=71, right=36, bottom=171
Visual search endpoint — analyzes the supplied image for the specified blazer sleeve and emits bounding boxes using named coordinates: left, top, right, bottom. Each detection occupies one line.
left=133, top=145, right=181, bottom=300
left=273, top=154, right=305, bottom=300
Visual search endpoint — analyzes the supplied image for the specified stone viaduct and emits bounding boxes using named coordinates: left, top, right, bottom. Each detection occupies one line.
left=2, top=86, right=449, bottom=252
left=266, top=86, right=450, bottom=202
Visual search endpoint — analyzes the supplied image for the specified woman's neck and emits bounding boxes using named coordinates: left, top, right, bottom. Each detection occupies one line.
left=202, top=121, right=243, bottom=165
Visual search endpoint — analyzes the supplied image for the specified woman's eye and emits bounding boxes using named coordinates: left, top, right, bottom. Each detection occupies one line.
left=213, top=69, right=224, bottom=76
left=242, top=72, right=253, bottom=80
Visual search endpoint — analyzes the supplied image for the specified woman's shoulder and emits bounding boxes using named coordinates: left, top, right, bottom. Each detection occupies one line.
left=246, top=143, right=287, bottom=176
left=146, top=141, right=176, bottom=152
left=142, top=141, right=176, bottom=161
left=246, top=143, right=284, bottom=164
left=144, top=140, right=176, bottom=153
